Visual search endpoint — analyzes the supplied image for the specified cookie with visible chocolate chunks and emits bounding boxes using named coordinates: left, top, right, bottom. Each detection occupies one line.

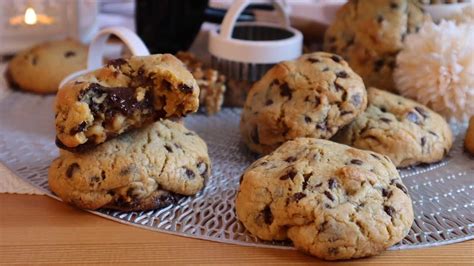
left=236, top=138, right=413, bottom=260
left=334, top=87, right=453, bottom=167
left=6, top=39, right=87, bottom=94
left=55, top=54, right=200, bottom=151
left=240, top=52, right=367, bottom=155
left=323, top=0, right=428, bottom=91
left=48, top=120, right=211, bottom=211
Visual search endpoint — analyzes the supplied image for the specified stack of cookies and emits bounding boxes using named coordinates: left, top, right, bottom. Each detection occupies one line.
left=237, top=51, right=453, bottom=260
left=48, top=54, right=211, bottom=211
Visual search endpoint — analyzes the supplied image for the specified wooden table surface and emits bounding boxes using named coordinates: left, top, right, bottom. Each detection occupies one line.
left=0, top=194, right=472, bottom=265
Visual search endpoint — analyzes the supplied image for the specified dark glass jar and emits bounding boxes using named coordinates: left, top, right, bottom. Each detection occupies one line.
left=135, top=0, right=209, bottom=54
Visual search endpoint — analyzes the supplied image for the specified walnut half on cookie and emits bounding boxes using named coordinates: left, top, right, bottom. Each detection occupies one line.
left=55, top=54, right=200, bottom=152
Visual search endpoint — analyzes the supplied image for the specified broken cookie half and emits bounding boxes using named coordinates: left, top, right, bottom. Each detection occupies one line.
left=55, top=54, right=200, bottom=152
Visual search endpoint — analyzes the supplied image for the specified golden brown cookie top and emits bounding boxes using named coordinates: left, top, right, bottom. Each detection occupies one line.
left=236, top=138, right=413, bottom=260
left=240, top=52, right=367, bottom=154
left=7, top=39, right=87, bottom=94
left=334, top=87, right=453, bottom=167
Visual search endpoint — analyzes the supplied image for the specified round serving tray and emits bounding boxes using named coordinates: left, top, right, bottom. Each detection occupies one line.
left=0, top=92, right=473, bottom=250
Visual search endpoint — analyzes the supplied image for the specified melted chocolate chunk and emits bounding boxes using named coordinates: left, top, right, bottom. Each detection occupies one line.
left=64, top=51, right=76, bottom=58
left=384, top=205, right=396, bottom=217
left=391, top=179, right=408, bottom=194
left=279, top=83, right=292, bottom=99
left=107, top=87, right=143, bottom=116
left=302, top=173, right=311, bottom=190
left=307, top=58, right=321, bottom=63
left=107, top=58, right=128, bottom=68
left=324, top=191, right=335, bottom=201
left=81, top=83, right=152, bottom=117
left=316, top=122, right=327, bottom=131
left=70, top=121, right=87, bottom=135
left=350, top=159, right=363, bottom=165
left=270, top=79, right=280, bottom=87
left=265, top=99, right=273, bottom=106
left=415, top=106, right=429, bottom=118
left=340, top=110, right=352, bottom=116
left=377, top=15, right=384, bottom=24
left=334, top=82, right=344, bottom=92
left=331, top=55, right=342, bottom=63
left=304, top=116, right=312, bottom=123
left=66, top=163, right=79, bottom=178
left=89, top=175, right=101, bottom=184
left=374, top=59, right=384, bottom=72
left=390, top=2, right=398, bottom=9
left=262, top=205, right=273, bottom=224
left=328, top=178, right=338, bottom=189
left=388, top=60, right=396, bottom=69
left=164, top=145, right=173, bottom=152
left=382, top=188, right=394, bottom=198
left=285, top=156, right=297, bottom=163
left=119, top=166, right=131, bottom=176
left=371, top=153, right=381, bottom=160
left=280, top=170, right=297, bottom=180
left=292, top=192, right=306, bottom=202
left=180, top=84, right=193, bottom=93
left=336, top=71, right=349, bottom=78
left=183, top=167, right=195, bottom=179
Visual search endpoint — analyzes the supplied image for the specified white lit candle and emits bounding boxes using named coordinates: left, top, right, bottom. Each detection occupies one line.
left=9, top=7, right=54, bottom=26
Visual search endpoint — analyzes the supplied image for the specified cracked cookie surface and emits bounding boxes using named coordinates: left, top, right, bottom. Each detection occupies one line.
left=49, top=120, right=210, bottom=211
left=323, top=0, right=428, bottom=91
left=236, top=138, right=413, bottom=260
left=334, top=87, right=453, bottom=167
left=240, top=52, right=367, bottom=155
left=55, top=54, right=200, bottom=151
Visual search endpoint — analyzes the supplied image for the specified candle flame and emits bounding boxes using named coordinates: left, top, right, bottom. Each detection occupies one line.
left=24, top=7, right=38, bottom=25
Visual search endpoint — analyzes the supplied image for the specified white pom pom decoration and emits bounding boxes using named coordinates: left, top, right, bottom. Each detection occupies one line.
left=394, top=20, right=474, bottom=122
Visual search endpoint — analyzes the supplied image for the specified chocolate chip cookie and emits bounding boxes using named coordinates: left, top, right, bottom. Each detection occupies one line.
left=6, top=39, right=87, bottom=94
left=324, top=0, right=428, bottom=91
left=49, top=120, right=210, bottom=211
left=334, top=87, right=453, bottom=167
left=236, top=138, right=413, bottom=260
left=55, top=54, right=200, bottom=151
left=240, top=52, right=367, bottom=155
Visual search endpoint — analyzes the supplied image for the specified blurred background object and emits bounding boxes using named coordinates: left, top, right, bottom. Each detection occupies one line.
left=0, top=0, right=98, bottom=55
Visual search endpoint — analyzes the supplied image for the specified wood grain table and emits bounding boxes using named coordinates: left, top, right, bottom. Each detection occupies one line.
left=1, top=194, right=473, bottom=265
